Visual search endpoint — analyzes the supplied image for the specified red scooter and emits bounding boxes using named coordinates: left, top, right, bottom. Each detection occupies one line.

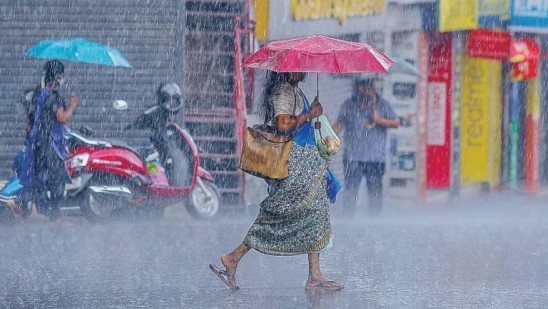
left=66, top=87, right=220, bottom=221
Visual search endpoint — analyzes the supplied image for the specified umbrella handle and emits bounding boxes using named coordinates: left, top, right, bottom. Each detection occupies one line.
left=316, top=73, right=319, bottom=101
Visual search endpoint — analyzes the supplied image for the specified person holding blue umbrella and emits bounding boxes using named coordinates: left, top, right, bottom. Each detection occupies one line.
left=19, top=60, right=79, bottom=220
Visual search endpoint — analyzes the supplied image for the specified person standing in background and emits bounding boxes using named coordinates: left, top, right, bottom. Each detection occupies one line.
left=333, top=77, right=402, bottom=217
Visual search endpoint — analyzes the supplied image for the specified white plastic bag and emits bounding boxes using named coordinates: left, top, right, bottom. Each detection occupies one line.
left=313, top=115, right=341, bottom=159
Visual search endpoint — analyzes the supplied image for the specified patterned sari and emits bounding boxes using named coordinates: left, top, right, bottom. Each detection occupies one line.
left=243, top=83, right=336, bottom=256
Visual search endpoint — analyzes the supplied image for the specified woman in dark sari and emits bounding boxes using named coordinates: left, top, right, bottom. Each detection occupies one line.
left=209, top=71, right=343, bottom=291
left=20, top=60, right=79, bottom=220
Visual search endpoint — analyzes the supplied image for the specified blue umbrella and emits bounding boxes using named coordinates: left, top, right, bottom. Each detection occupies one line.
left=26, top=38, right=132, bottom=68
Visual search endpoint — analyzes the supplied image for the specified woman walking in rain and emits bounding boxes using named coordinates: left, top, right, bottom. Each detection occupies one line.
left=209, top=71, right=343, bottom=291
left=19, top=60, right=79, bottom=220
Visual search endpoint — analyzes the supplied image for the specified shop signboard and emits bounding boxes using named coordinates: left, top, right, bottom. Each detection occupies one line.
left=389, top=0, right=435, bottom=3
left=510, top=39, right=540, bottom=80
left=427, top=83, right=446, bottom=146
left=525, top=78, right=540, bottom=193
left=426, top=33, right=452, bottom=188
left=510, top=38, right=540, bottom=62
left=266, top=1, right=423, bottom=41
left=479, top=0, right=510, bottom=25
left=417, top=33, right=429, bottom=200
left=291, top=0, right=385, bottom=24
left=460, top=56, right=502, bottom=187
left=511, top=58, right=539, bottom=80
left=466, top=29, right=511, bottom=60
left=461, top=58, right=491, bottom=183
left=510, top=0, right=548, bottom=32
left=451, top=34, right=465, bottom=196
left=488, top=61, right=502, bottom=188
left=439, top=0, right=479, bottom=32
left=384, top=31, right=420, bottom=200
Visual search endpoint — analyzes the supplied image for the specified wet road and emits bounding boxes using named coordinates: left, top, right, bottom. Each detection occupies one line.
left=1, top=192, right=548, bottom=308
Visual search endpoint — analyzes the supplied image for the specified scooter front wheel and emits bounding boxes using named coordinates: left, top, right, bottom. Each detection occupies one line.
left=185, top=179, right=220, bottom=219
left=0, top=201, right=16, bottom=224
left=0, top=195, right=33, bottom=224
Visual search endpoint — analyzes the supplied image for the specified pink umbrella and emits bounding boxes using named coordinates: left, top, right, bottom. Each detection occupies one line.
left=244, top=35, right=393, bottom=73
left=243, top=35, right=394, bottom=97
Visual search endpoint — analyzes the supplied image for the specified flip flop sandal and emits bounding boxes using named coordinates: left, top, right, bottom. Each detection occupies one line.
left=209, top=264, right=240, bottom=290
left=305, top=280, right=344, bottom=291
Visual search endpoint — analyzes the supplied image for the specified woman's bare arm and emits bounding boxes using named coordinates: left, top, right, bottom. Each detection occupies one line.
left=275, top=101, right=323, bottom=133
left=56, top=95, right=79, bottom=124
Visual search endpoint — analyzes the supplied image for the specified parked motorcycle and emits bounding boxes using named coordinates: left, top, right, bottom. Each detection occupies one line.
left=0, top=88, right=220, bottom=222
left=67, top=96, right=220, bottom=221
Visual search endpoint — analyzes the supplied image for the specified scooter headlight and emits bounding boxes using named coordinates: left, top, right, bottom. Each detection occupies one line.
left=71, top=153, right=90, bottom=168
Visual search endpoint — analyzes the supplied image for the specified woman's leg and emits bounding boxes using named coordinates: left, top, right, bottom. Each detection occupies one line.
left=221, top=243, right=251, bottom=276
left=210, top=243, right=250, bottom=289
left=307, top=253, right=326, bottom=282
left=306, top=253, right=344, bottom=290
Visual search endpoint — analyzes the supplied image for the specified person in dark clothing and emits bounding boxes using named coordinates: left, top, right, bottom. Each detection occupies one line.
left=333, top=77, right=401, bottom=216
left=20, top=60, right=79, bottom=220
left=126, top=82, right=187, bottom=186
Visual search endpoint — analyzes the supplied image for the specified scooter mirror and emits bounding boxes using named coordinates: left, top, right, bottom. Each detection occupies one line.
left=113, top=100, right=128, bottom=111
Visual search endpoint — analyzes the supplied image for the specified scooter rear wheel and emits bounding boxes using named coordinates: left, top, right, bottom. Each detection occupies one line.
left=80, top=189, right=117, bottom=222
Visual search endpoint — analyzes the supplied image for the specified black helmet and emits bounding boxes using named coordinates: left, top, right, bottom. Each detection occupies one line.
left=43, top=60, right=65, bottom=85
left=157, top=82, right=182, bottom=112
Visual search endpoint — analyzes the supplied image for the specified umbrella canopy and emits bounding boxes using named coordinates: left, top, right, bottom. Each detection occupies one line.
left=243, top=35, right=394, bottom=74
left=354, top=56, right=421, bottom=81
left=26, top=38, right=132, bottom=68
left=388, top=57, right=420, bottom=76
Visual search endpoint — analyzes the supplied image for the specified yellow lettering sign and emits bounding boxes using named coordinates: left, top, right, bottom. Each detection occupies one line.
left=479, top=0, right=510, bottom=20
left=461, top=57, right=502, bottom=184
left=291, top=0, right=385, bottom=24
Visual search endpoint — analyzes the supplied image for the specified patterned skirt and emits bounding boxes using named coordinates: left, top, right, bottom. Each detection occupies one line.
left=243, top=143, right=332, bottom=256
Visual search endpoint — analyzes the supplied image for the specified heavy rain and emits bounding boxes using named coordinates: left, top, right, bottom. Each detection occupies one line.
left=0, top=0, right=548, bottom=308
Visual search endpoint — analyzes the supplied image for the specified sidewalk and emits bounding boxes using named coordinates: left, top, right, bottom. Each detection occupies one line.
left=3, top=177, right=547, bottom=217
left=380, top=181, right=548, bottom=212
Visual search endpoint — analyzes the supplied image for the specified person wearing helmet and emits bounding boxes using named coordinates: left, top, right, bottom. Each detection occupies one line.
left=125, top=82, right=186, bottom=185
left=19, top=59, right=79, bottom=220
left=127, top=82, right=183, bottom=130
left=157, top=82, right=182, bottom=114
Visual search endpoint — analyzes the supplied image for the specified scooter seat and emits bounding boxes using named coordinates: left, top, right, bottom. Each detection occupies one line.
left=103, top=139, right=157, bottom=163
left=125, top=140, right=158, bottom=162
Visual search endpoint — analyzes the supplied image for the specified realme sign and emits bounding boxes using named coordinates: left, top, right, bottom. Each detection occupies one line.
left=291, top=0, right=385, bottom=24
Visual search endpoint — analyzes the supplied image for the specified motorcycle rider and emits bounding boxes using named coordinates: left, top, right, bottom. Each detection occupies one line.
left=127, top=82, right=188, bottom=186
left=19, top=60, right=79, bottom=220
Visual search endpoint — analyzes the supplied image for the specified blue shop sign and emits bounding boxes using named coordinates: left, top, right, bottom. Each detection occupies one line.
left=510, top=0, right=548, bottom=32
